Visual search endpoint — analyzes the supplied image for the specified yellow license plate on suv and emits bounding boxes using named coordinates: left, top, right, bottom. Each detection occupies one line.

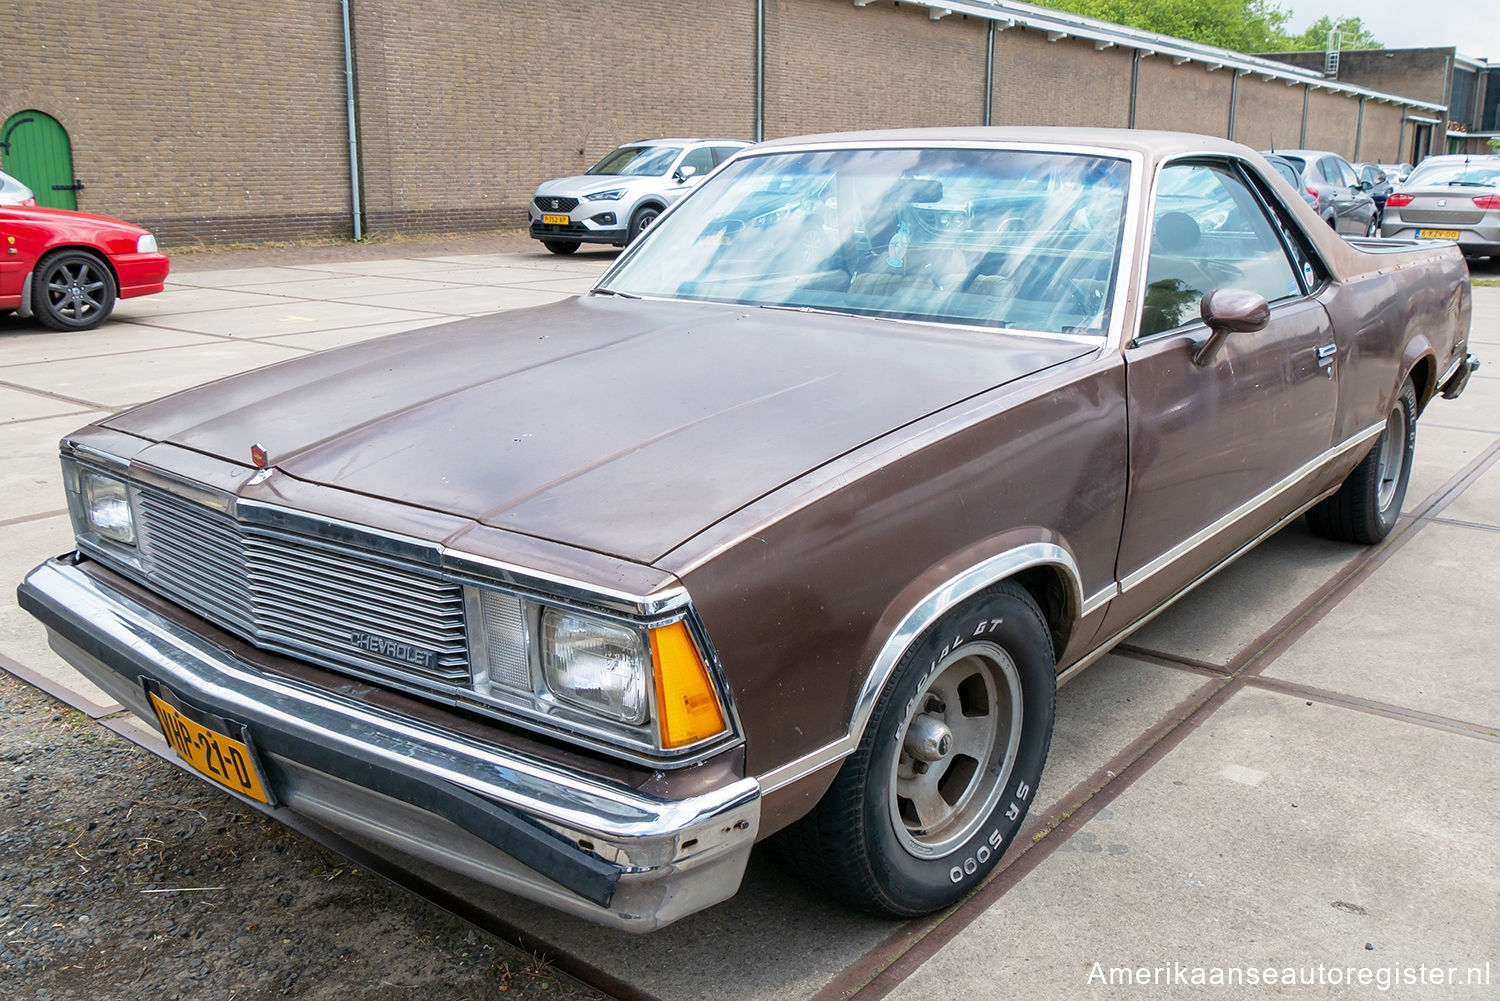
left=541, top=213, right=570, bottom=225
left=144, top=679, right=275, bottom=805
left=1418, top=229, right=1461, bottom=240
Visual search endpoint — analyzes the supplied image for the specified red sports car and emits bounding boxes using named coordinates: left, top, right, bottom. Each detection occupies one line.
left=1, top=205, right=170, bottom=331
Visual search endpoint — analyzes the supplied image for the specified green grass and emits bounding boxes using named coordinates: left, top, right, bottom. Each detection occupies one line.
left=1473, top=278, right=1500, bottom=287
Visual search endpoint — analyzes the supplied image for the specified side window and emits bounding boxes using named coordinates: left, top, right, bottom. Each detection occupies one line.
left=711, top=145, right=743, bottom=166
left=679, top=146, right=716, bottom=177
left=1140, top=162, right=1303, bottom=338
left=1319, top=158, right=1343, bottom=185
left=1335, top=158, right=1360, bottom=187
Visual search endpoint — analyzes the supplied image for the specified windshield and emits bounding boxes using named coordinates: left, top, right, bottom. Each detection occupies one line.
left=586, top=146, right=683, bottom=177
left=601, top=147, right=1131, bottom=336
left=1404, top=159, right=1500, bottom=188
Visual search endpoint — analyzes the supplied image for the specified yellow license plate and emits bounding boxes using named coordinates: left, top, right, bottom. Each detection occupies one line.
left=541, top=214, right=570, bottom=225
left=146, top=682, right=274, bottom=805
left=1418, top=229, right=1461, bottom=239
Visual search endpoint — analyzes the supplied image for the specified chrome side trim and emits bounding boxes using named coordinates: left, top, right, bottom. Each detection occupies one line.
left=758, top=542, right=1083, bottom=794
left=1438, top=352, right=1464, bottom=387
left=1118, top=422, right=1384, bottom=595
left=1056, top=480, right=1342, bottom=688
left=1080, top=582, right=1119, bottom=618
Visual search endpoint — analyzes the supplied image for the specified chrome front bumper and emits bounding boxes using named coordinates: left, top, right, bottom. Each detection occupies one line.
left=18, top=556, right=761, bottom=932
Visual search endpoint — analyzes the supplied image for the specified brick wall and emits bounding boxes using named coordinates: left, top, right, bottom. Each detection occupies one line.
left=354, top=0, right=755, bottom=235
left=1133, top=57, right=1235, bottom=136
left=1358, top=101, right=1409, bottom=164
left=3, top=0, right=353, bottom=244
left=1232, top=77, right=1308, bottom=152
left=1305, top=88, right=1361, bottom=159
left=992, top=31, right=1132, bottom=128
left=765, top=0, right=987, bottom=136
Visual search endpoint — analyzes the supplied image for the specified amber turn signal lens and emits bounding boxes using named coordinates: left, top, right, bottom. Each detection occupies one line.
left=650, top=621, right=726, bottom=749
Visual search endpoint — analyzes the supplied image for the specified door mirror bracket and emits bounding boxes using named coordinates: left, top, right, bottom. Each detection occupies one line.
left=1193, top=288, right=1270, bottom=366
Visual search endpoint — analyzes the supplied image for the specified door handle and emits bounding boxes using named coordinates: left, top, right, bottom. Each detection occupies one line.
left=1316, top=344, right=1337, bottom=360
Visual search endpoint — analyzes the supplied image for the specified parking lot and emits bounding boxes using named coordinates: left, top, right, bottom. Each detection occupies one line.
left=2, top=243, right=1497, bottom=1000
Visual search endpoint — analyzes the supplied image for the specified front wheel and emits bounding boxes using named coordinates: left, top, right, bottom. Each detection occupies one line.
left=781, top=582, right=1056, bottom=917
left=32, top=250, right=116, bottom=331
left=627, top=205, right=660, bottom=242
left=541, top=240, right=579, bottom=255
left=1307, top=378, right=1417, bottom=544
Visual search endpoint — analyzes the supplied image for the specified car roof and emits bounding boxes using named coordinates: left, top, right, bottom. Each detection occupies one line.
left=623, top=138, right=752, bottom=146
left=1262, top=149, right=1345, bottom=159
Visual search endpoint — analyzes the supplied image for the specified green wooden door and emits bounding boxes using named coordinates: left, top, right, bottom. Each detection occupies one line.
left=1, top=111, right=77, bottom=210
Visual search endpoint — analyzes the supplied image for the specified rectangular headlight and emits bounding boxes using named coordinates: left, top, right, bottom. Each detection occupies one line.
left=80, top=469, right=136, bottom=546
left=539, top=608, right=649, bottom=724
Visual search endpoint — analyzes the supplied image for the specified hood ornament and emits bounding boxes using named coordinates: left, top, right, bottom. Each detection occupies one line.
left=250, top=443, right=269, bottom=468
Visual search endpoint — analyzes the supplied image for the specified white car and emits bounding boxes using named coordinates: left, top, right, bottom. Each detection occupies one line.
left=528, top=138, right=750, bottom=254
left=0, top=169, right=36, bottom=206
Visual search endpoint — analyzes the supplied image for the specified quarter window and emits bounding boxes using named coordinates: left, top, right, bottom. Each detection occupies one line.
left=1140, top=162, right=1303, bottom=337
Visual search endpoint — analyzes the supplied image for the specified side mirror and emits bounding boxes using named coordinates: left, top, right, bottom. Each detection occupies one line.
left=1193, top=288, right=1269, bottom=366
left=676, top=164, right=698, bottom=183
left=1359, top=178, right=1374, bottom=191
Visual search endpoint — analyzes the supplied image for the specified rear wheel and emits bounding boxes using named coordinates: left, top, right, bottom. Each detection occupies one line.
left=32, top=250, right=116, bottom=331
left=1307, top=378, right=1417, bottom=544
left=541, top=240, right=579, bottom=255
left=780, top=582, right=1056, bottom=917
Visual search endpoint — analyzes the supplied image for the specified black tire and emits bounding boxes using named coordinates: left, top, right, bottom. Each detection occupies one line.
left=31, top=250, right=116, bottom=331
left=1324, top=215, right=1338, bottom=231
left=541, top=240, right=579, bottom=255
left=1365, top=214, right=1379, bottom=237
left=1307, top=378, right=1417, bottom=544
left=780, top=582, right=1056, bottom=917
left=627, top=205, right=661, bottom=242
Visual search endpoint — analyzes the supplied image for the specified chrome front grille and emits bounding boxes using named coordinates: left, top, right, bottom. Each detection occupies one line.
left=134, top=487, right=469, bottom=687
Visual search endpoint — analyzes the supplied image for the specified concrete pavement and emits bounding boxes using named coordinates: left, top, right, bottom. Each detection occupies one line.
left=1, top=246, right=1495, bottom=1000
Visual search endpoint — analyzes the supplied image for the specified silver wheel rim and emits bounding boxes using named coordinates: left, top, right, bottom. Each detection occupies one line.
left=45, top=260, right=108, bottom=321
left=1376, top=397, right=1409, bottom=511
left=889, top=641, right=1023, bottom=859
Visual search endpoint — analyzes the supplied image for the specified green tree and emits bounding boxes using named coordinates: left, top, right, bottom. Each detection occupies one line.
left=1283, top=15, right=1384, bottom=51
left=1031, top=0, right=1295, bottom=51
left=1028, top=1, right=1384, bottom=53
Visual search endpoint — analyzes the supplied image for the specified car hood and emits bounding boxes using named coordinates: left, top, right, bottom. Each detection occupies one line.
left=536, top=175, right=658, bottom=198
left=0, top=205, right=148, bottom=233
left=102, top=297, right=1090, bottom=564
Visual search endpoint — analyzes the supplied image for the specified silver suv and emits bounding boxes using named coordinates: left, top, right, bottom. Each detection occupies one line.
left=528, top=138, right=750, bottom=254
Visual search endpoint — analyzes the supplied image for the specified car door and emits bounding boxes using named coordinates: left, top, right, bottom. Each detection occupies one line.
left=1102, top=158, right=1338, bottom=632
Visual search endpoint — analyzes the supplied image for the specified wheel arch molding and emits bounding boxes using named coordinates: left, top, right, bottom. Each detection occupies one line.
left=756, top=537, right=1085, bottom=797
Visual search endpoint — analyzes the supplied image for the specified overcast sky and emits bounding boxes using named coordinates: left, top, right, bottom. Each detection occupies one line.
left=1288, top=1, right=1498, bottom=63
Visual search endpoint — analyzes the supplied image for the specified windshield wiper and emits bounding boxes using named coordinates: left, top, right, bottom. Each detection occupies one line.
left=591, top=287, right=640, bottom=299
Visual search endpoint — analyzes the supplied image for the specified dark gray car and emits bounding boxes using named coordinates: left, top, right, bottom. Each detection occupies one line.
left=1264, top=149, right=1379, bottom=236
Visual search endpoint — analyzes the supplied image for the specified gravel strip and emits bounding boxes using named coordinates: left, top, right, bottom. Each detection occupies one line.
left=0, top=671, right=609, bottom=1001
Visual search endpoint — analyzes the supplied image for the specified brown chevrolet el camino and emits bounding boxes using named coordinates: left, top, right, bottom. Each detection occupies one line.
left=20, top=129, right=1479, bottom=930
